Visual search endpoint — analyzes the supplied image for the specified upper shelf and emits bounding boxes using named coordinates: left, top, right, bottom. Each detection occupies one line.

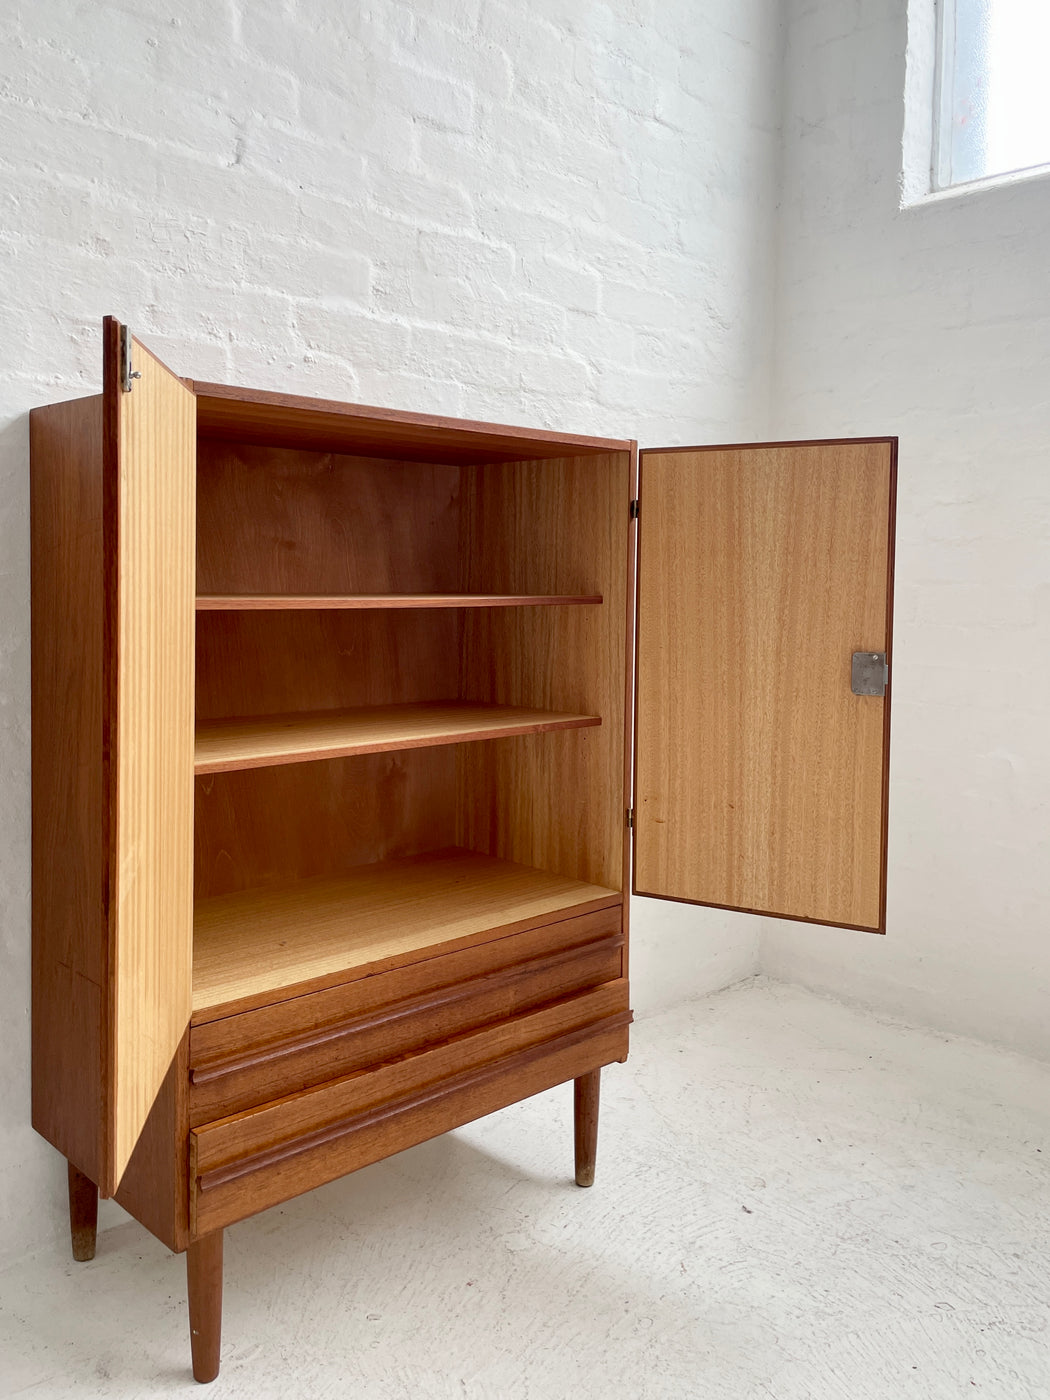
left=195, top=701, right=602, bottom=774
left=196, top=593, right=603, bottom=611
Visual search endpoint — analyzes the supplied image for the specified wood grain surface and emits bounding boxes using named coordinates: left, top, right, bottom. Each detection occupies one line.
left=634, top=440, right=895, bottom=931
left=30, top=394, right=108, bottom=1184
left=194, top=984, right=628, bottom=1174
left=574, top=1068, right=601, bottom=1188
left=192, top=379, right=631, bottom=464
left=195, top=444, right=463, bottom=597
left=189, top=932, right=623, bottom=1124
left=107, top=331, right=196, bottom=1189
left=191, top=1015, right=630, bottom=1236
left=186, top=1230, right=223, bottom=1382
left=195, top=701, right=601, bottom=774
left=193, top=848, right=621, bottom=1015
left=190, top=985, right=631, bottom=1234
left=190, top=905, right=621, bottom=1041
left=112, top=1030, right=190, bottom=1253
left=459, top=452, right=632, bottom=893
left=193, top=748, right=460, bottom=900
left=196, top=593, right=602, bottom=610
left=67, top=1162, right=99, bottom=1262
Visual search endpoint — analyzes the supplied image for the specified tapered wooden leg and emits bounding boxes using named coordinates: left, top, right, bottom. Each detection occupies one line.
left=67, top=1161, right=98, bottom=1262
left=187, top=1231, right=224, bottom=1384
left=574, top=1068, right=601, bottom=1187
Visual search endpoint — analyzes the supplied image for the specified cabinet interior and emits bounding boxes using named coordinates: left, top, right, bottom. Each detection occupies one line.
left=192, top=412, right=630, bottom=1017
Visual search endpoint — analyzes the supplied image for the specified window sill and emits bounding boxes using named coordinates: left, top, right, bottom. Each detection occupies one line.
left=901, top=161, right=1050, bottom=210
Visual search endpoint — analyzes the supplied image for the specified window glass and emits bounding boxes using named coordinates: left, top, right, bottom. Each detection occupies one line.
left=937, top=0, right=1050, bottom=187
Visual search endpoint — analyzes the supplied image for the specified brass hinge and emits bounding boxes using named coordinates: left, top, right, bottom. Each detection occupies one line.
left=629, top=499, right=639, bottom=520
left=120, top=323, right=141, bottom=393
left=626, top=808, right=634, bottom=828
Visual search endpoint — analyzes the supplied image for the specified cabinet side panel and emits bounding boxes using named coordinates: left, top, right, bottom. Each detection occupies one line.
left=458, top=452, right=631, bottom=892
left=30, top=395, right=107, bottom=1181
left=107, top=333, right=196, bottom=1191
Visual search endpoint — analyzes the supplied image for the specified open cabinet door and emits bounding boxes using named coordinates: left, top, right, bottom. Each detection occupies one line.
left=102, top=318, right=196, bottom=1191
left=634, top=439, right=896, bottom=933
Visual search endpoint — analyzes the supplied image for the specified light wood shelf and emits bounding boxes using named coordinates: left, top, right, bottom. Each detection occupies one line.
left=196, top=593, right=603, bottom=610
left=194, top=701, right=602, bottom=774
left=192, top=847, right=621, bottom=1015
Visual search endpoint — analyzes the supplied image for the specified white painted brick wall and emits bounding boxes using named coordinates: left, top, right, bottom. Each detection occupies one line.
left=0, top=1, right=781, bottom=1265
left=764, top=0, right=1050, bottom=1063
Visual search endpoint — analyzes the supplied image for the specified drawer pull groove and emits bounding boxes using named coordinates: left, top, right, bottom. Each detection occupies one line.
left=191, top=933, right=624, bottom=1086
left=196, top=1008, right=632, bottom=1194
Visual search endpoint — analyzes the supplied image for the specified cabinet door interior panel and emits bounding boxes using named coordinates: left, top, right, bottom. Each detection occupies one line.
left=107, top=331, right=197, bottom=1192
left=635, top=439, right=895, bottom=932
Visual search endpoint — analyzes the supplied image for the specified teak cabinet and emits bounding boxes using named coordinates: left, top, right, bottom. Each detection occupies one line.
left=30, top=319, right=896, bottom=1382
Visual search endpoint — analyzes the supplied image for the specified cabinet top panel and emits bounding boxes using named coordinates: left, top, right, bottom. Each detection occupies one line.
left=191, top=380, right=632, bottom=465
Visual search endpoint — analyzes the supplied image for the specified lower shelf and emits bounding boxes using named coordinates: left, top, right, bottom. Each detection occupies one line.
left=192, top=848, right=621, bottom=1019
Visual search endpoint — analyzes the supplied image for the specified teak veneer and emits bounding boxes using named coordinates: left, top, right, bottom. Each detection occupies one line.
left=194, top=701, right=602, bottom=774
left=196, top=593, right=603, bottom=610
left=191, top=848, right=621, bottom=1016
left=31, top=319, right=896, bottom=1382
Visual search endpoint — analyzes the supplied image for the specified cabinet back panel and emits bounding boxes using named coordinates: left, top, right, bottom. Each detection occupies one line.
left=458, top=453, right=631, bottom=892
left=196, top=442, right=462, bottom=595
left=194, top=749, right=457, bottom=899
left=196, top=610, right=461, bottom=720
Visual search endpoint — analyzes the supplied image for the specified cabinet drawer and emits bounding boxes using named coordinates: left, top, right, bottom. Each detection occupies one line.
left=189, top=904, right=623, bottom=1125
left=191, top=980, right=631, bottom=1235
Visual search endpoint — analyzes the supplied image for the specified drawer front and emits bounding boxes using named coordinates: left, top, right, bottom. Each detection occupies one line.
left=191, top=980, right=631, bottom=1236
left=190, top=904, right=623, bottom=1125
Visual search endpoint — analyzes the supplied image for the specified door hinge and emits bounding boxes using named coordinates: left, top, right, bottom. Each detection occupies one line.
left=120, top=323, right=142, bottom=393
left=629, top=499, right=639, bottom=521
left=626, top=808, right=634, bottom=828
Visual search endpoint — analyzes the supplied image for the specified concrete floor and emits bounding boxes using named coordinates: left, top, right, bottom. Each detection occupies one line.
left=3, top=977, right=1049, bottom=1399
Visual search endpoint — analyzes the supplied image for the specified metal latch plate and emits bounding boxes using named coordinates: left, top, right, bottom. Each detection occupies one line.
left=852, top=652, right=888, bottom=696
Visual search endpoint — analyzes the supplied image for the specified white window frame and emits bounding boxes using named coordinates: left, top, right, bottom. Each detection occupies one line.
left=931, top=0, right=958, bottom=190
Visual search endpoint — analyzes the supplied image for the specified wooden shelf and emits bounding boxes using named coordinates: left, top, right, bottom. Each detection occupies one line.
left=195, top=701, right=601, bottom=774
left=192, top=848, right=621, bottom=1016
left=196, top=593, right=603, bottom=611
